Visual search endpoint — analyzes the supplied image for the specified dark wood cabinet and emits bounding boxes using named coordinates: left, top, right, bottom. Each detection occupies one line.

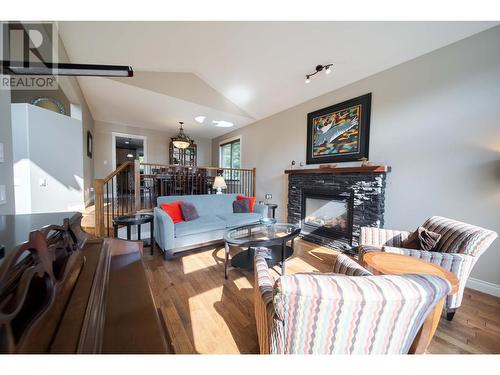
left=169, top=140, right=197, bottom=166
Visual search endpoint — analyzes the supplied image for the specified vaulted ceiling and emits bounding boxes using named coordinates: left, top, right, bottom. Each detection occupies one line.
left=58, top=21, right=498, bottom=139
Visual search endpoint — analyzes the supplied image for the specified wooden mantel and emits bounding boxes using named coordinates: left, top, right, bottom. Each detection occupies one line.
left=284, top=165, right=391, bottom=174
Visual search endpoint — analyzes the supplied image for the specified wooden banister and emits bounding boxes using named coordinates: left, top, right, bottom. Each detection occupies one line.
left=102, top=161, right=134, bottom=183
left=140, top=162, right=255, bottom=172
left=94, top=179, right=105, bottom=237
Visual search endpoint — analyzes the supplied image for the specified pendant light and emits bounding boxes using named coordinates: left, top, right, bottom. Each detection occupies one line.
left=172, top=121, right=192, bottom=149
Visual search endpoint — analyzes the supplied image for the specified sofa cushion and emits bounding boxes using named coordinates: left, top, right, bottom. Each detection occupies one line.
left=402, top=226, right=441, bottom=251
left=158, top=194, right=240, bottom=216
left=180, top=201, right=200, bottom=221
left=237, top=195, right=256, bottom=212
left=175, top=215, right=226, bottom=237
left=217, top=213, right=262, bottom=228
left=160, top=201, right=184, bottom=224
left=233, top=199, right=250, bottom=213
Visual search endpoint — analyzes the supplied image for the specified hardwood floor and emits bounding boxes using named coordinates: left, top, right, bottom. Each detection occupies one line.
left=143, top=239, right=500, bottom=354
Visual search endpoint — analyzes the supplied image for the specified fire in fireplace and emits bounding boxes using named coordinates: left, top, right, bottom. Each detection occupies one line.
left=301, top=189, right=354, bottom=246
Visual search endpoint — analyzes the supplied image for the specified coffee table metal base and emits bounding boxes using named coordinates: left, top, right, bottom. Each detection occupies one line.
left=225, top=244, right=294, bottom=279
left=231, top=245, right=293, bottom=271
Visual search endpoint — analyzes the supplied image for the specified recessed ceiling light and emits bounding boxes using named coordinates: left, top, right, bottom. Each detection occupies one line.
left=195, top=116, right=206, bottom=124
left=126, top=153, right=134, bottom=158
left=213, top=120, right=234, bottom=128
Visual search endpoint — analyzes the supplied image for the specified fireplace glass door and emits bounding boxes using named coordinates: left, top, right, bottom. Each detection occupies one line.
left=301, top=189, right=353, bottom=244
left=304, top=197, right=349, bottom=233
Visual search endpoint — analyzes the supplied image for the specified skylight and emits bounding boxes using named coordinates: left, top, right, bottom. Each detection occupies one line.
left=212, top=120, right=234, bottom=128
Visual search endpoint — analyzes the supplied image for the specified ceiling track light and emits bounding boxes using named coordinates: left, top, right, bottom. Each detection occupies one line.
left=305, top=63, right=333, bottom=83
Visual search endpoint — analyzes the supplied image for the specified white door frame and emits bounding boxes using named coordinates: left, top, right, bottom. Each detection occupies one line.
left=111, top=132, right=148, bottom=171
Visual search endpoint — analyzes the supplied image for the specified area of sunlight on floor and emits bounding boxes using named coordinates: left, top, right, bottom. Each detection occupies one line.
left=188, top=275, right=250, bottom=354
left=180, top=247, right=222, bottom=275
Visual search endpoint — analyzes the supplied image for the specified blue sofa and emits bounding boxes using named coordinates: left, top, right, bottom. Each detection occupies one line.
left=154, top=194, right=268, bottom=259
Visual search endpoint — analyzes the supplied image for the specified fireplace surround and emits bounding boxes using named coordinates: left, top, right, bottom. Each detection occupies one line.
left=286, top=166, right=390, bottom=253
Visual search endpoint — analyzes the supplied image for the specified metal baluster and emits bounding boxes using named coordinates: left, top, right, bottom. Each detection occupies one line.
left=128, top=168, right=131, bottom=213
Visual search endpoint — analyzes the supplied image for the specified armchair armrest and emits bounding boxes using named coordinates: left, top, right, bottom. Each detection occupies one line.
left=253, top=203, right=268, bottom=218
left=153, top=207, right=175, bottom=254
left=333, top=254, right=372, bottom=276
left=360, top=227, right=411, bottom=247
left=254, top=253, right=277, bottom=354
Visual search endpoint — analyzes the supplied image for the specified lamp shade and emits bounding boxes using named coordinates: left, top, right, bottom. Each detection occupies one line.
left=172, top=139, right=191, bottom=149
left=213, top=176, right=227, bottom=189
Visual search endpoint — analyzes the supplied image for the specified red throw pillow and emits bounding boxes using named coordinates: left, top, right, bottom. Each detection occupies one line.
left=160, top=201, right=184, bottom=223
left=237, top=195, right=256, bottom=212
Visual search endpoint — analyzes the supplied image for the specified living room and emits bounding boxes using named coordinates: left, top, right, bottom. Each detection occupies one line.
left=1, top=0, right=499, bottom=371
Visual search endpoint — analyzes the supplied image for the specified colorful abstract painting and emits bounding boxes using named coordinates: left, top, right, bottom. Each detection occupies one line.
left=311, top=104, right=361, bottom=157
left=306, top=93, right=372, bottom=164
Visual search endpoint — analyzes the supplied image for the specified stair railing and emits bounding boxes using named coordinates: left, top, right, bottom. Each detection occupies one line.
left=94, top=161, right=256, bottom=238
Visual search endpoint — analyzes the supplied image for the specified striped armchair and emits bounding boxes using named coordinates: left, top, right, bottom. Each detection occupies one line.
left=254, top=253, right=450, bottom=354
left=359, top=216, right=498, bottom=320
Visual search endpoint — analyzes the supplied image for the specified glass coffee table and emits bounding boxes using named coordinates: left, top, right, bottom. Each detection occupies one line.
left=223, top=222, right=301, bottom=279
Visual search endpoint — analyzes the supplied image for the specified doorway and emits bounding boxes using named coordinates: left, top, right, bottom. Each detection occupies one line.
left=113, top=133, right=146, bottom=169
left=110, top=132, right=147, bottom=206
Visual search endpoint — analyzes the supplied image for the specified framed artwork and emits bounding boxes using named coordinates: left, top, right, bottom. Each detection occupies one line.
left=87, top=131, right=93, bottom=158
left=306, top=93, right=372, bottom=164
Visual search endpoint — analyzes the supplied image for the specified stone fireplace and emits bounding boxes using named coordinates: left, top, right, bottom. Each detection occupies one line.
left=286, top=166, right=390, bottom=253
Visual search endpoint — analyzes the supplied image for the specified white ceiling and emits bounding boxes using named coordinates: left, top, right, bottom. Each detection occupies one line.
left=58, top=21, right=498, bottom=139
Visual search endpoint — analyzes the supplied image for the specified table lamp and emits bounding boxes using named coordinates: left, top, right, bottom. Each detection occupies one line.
left=213, top=176, right=227, bottom=194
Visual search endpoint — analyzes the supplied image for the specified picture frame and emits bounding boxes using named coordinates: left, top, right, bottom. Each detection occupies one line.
left=306, top=93, right=372, bottom=164
left=87, top=130, right=93, bottom=158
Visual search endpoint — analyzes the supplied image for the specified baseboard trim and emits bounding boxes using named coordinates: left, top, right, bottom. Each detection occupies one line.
left=466, top=277, right=500, bottom=298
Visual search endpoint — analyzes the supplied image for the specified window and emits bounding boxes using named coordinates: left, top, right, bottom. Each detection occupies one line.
left=219, top=139, right=241, bottom=169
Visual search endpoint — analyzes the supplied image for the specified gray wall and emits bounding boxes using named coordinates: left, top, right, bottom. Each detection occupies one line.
left=93, top=121, right=213, bottom=179
left=212, top=26, right=500, bottom=285
left=55, top=33, right=95, bottom=207
left=0, top=89, right=15, bottom=214
left=0, top=25, right=15, bottom=214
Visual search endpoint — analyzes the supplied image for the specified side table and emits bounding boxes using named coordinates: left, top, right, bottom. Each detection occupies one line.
left=361, top=251, right=459, bottom=354
left=264, top=203, right=278, bottom=219
left=113, top=213, right=155, bottom=255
